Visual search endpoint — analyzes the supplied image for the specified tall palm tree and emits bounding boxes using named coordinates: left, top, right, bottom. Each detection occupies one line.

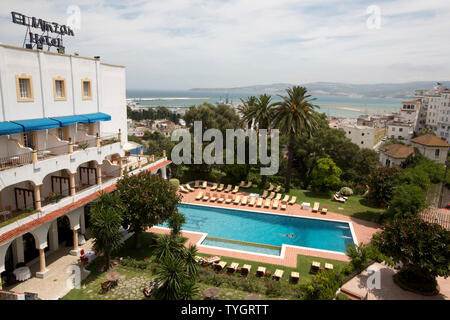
left=237, top=96, right=257, bottom=129
left=250, top=94, right=276, bottom=131
left=273, top=86, right=319, bottom=193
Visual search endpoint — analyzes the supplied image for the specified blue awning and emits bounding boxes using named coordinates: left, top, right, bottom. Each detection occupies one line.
left=50, top=115, right=90, bottom=127
left=0, top=121, right=24, bottom=135
left=81, top=113, right=111, bottom=123
left=11, top=118, right=61, bottom=132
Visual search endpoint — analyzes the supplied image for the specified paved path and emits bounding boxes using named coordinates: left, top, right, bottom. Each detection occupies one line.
left=5, top=240, right=95, bottom=300
left=341, top=262, right=450, bottom=300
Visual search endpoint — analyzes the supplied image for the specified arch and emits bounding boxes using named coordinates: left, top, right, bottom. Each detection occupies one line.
left=40, top=168, right=72, bottom=207
left=0, top=180, right=37, bottom=212
left=75, top=159, right=99, bottom=191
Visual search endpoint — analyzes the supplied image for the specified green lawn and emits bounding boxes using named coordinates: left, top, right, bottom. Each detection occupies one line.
left=246, top=186, right=383, bottom=222
left=62, top=232, right=348, bottom=300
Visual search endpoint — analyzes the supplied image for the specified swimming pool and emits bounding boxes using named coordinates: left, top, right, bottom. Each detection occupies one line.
left=157, top=203, right=355, bottom=256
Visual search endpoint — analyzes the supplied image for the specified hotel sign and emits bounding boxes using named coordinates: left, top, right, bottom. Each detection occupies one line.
left=11, top=11, right=75, bottom=51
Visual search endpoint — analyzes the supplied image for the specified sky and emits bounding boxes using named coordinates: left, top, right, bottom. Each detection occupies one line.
left=0, top=0, right=449, bottom=90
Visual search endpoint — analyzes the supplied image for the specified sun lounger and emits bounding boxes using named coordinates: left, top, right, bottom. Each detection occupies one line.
left=280, top=201, right=287, bottom=210
left=217, top=184, right=224, bottom=191
left=288, top=196, right=296, bottom=205
left=321, top=206, right=328, bottom=214
left=310, top=261, right=321, bottom=274
left=203, top=256, right=220, bottom=265
left=267, top=183, right=274, bottom=192
left=275, top=193, right=282, bottom=200
left=211, top=183, right=218, bottom=191
left=312, top=202, right=320, bottom=213
left=225, top=195, right=233, bottom=204
left=256, top=197, right=263, bottom=207
left=325, top=263, right=334, bottom=270
left=201, top=181, right=207, bottom=189
left=203, top=192, right=210, bottom=201
left=273, top=269, right=284, bottom=280
left=194, top=256, right=205, bottom=264
left=267, top=192, right=275, bottom=200
left=261, top=190, right=268, bottom=198
left=179, top=185, right=188, bottom=193
left=256, top=266, right=266, bottom=277
left=215, top=261, right=227, bottom=271
left=194, top=180, right=200, bottom=188
left=239, top=181, right=245, bottom=187
left=264, top=198, right=271, bottom=208
left=241, top=196, right=248, bottom=205
left=232, top=186, right=239, bottom=194
left=227, top=262, right=239, bottom=273
left=274, top=185, right=281, bottom=193
left=281, top=195, right=289, bottom=202
left=244, top=181, right=252, bottom=188
left=210, top=193, right=217, bottom=202
left=290, top=271, right=300, bottom=283
left=195, top=192, right=203, bottom=200
left=241, top=264, right=251, bottom=276
left=272, top=199, right=279, bottom=209
left=186, top=184, right=195, bottom=192
left=224, top=184, right=232, bottom=193
left=217, top=195, right=224, bottom=203
left=233, top=195, right=242, bottom=204
left=248, top=197, right=256, bottom=206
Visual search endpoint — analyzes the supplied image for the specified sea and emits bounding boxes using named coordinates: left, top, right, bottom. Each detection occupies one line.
left=126, top=89, right=402, bottom=119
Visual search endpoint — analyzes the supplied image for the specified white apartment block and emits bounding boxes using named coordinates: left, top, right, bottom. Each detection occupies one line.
left=387, top=121, right=414, bottom=142
left=414, top=84, right=450, bottom=141
left=0, top=44, right=170, bottom=286
left=340, top=125, right=375, bottom=149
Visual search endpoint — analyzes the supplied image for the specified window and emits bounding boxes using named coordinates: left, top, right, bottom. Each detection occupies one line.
left=361, top=141, right=364, bottom=144
left=435, top=149, right=440, bottom=157
left=399, top=128, right=403, bottom=132
left=81, top=79, right=92, bottom=100
left=53, top=77, right=66, bottom=101
left=15, top=74, right=34, bottom=102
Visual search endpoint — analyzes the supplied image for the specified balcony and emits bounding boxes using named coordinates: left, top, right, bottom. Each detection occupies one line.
left=0, top=131, right=122, bottom=172
left=0, top=153, right=168, bottom=233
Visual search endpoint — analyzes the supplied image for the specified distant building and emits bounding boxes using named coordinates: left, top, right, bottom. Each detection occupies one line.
left=340, top=125, right=375, bottom=149
left=379, top=144, right=414, bottom=167
left=400, top=100, right=421, bottom=129
left=387, top=121, right=414, bottom=142
left=414, top=84, right=450, bottom=141
left=410, top=134, right=450, bottom=164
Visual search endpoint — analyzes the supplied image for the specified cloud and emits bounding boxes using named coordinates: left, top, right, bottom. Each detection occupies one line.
left=0, top=0, right=449, bottom=89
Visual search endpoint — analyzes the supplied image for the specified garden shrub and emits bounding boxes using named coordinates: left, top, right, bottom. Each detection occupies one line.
left=339, top=187, right=353, bottom=196
left=169, top=178, right=180, bottom=189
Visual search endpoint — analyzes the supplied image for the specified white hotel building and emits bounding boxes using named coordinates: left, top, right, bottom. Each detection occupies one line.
left=0, top=44, right=170, bottom=286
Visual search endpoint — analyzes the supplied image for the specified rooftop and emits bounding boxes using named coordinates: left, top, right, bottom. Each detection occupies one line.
left=411, top=134, right=450, bottom=147
left=379, top=144, right=414, bottom=159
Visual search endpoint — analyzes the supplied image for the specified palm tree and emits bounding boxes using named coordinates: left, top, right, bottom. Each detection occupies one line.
left=183, top=244, right=199, bottom=277
left=250, top=94, right=276, bottom=131
left=152, top=234, right=185, bottom=262
left=273, top=86, right=319, bottom=193
left=89, top=192, right=124, bottom=271
left=237, top=96, right=257, bottom=129
left=153, top=256, right=189, bottom=300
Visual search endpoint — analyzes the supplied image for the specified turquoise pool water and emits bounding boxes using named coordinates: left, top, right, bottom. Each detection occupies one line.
left=158, top=203, right=354, bottom=255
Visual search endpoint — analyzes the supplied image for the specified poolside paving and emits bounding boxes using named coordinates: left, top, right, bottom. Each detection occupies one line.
left=147, top=186, right=381, bottom=267
left=340, top=262, right=450, bottom=300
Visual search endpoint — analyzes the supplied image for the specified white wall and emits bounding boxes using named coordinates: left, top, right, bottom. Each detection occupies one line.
left=341, top=125, right=375, bottom=148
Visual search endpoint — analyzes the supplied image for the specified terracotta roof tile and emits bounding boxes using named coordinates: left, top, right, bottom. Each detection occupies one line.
left=380, top=144, right=414, bottom=159
left=411, top=134, right=450, bottom=147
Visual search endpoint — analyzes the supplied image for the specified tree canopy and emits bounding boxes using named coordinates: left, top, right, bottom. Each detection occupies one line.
left=116, top=171, right=181, bottom=248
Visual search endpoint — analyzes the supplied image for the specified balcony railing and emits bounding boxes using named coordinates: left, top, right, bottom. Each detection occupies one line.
left=0, top=152, right=33, bottom=171
left=0, top=130, right=123, bottom=171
